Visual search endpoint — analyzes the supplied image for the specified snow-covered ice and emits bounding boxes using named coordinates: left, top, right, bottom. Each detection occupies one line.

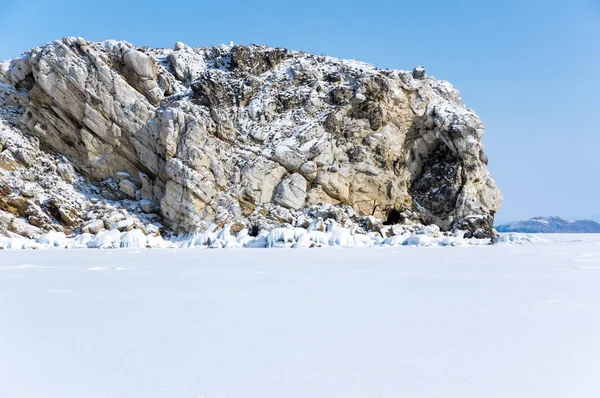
left=1, top=234, right=600, bottom=397
left=0, top=223, right=534, bottom=250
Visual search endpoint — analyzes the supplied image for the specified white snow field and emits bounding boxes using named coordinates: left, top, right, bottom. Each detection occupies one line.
left=1, top=234, right=600, bottom=398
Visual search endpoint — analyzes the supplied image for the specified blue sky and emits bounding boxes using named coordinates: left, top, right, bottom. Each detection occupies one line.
left=1, top=0, right=599, bottom=222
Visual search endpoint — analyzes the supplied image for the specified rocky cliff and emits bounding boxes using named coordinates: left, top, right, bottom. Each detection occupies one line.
left=0, top=37, right=502, bottom=242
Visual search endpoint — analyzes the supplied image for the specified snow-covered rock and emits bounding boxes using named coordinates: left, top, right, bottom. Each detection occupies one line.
left=0, top=37, right=502, bottom=244
left=37, top=231, right=69, bottom=248
left=120, top=229, right=148, bottom=248
left=495, top=233, right=546, bottom=244
left=87, top=230, right=123, bottom=249
left=273, top=173, right=307, bottom=210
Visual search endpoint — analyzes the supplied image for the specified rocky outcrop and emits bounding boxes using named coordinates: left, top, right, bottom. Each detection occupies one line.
left=0, top=37, right=502, bottom=238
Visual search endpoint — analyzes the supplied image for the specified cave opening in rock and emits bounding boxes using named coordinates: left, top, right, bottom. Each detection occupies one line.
left=384, top=208, right=401, bottom=225
left=249, top=224, right=260, bottom=237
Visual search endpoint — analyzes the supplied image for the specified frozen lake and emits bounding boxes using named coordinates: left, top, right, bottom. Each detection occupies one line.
left=1, top=234, right=600, bottom=397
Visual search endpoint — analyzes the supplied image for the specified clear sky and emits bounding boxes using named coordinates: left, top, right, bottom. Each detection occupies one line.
left=1, top=0, right=599, bottom=222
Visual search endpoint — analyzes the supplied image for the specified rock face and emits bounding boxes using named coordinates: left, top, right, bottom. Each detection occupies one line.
left=496, top=217, right=600, bottom=233
left=0, top=37, right=502, bottom=236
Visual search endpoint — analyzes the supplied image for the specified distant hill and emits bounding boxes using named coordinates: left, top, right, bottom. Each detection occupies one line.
left=496, top=217, right=600, bottom=233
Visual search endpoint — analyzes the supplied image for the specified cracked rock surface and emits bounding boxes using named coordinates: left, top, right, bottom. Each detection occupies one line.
left=0, top=37, right=502, bottom=237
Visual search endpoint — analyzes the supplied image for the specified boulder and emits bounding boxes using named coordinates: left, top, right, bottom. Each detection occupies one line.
left=412, top=66, right=427, bottom=79
left=273, top=173, right=308, bottom=210
left=119, top=179, right=138, bottom=199
left=82, top=219, right=104, bottom=234
left=124, top=49, right=155, bottom=79
left=139, top=199, right=158, bottom=214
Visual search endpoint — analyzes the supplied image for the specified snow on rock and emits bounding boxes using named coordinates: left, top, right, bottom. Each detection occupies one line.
left=0, top=221, right=548, bottom=250
left=82, top=220, right=105, bottom=234
left=244, top=231, right=269, bottom=248
left=307, top=230, right=331, bottom=247
left=0, top=236, right=31, bottom=250
left=146, top=234, right=171, bottom=249
left=71, top=233, right=94, bottom=248
left=178, top=229, right=215, bottom=248
left=420, top=224, right=441, bottom=238
left=0, top=37, right=502, bottom=244
left=292, top=233, right=313, bottom=248
left=111, top=219, right=135, bottom=232
left=403, top=234, right=434, bottom=247
left=120, top=229, right=148, bottom=248
left=37, top=231, right=69, bottom=248
left=87, top=230, right=123, bottom=249
left=266, top=227, right=296, bottom=248
left=495, top=233, right=546, bottom=244
left=327, top=222, right=355, bottom=247
left=382, top=234, right=410, bottom=246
